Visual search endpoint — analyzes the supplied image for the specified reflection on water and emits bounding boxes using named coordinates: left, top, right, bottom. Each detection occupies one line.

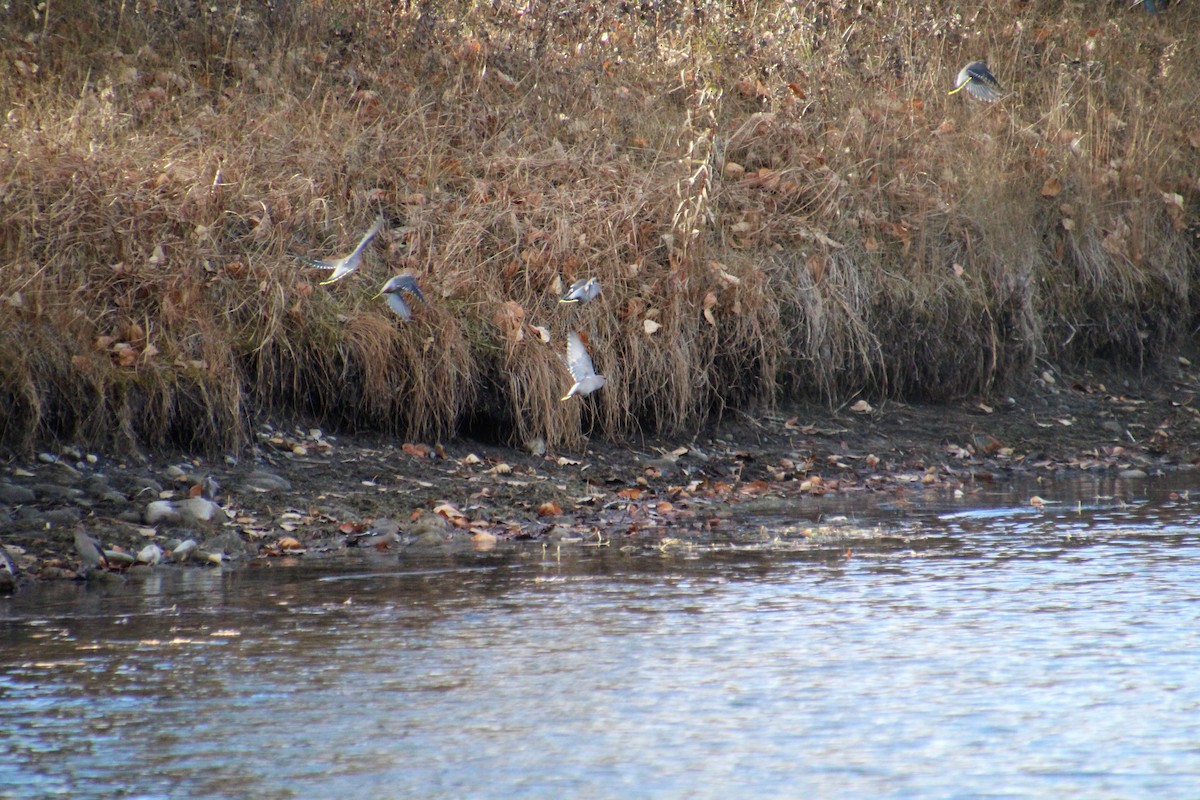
left=3, top=475, right=1200, bottom=798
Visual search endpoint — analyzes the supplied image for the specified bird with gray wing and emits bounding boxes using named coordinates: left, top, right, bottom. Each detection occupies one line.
left=373, top=274, right=427, bottom=321
left=560, top=277, right=601, bottom=304
left=74, top=530, right=108, bottom=572
left=561, top=331, right=606, bottom=401
left=0, top=542, right=19, bottom=593
left=949, top=60, right=1002, bottom=102
left=300, top=215, right=385, bottom=285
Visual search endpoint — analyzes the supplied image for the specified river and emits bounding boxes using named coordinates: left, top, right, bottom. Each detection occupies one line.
left=3, top=474, right=1200, bottom=798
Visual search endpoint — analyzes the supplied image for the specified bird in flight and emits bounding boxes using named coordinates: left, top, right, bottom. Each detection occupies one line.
left=373, top=274, right=427, bottom=321
left=559, top=277, right=601, bottom=304
left=561, top=331, right=607, bottom=401
left=300, top=215, right=385, bottom=285
left=949, top=60, right=1002, bottom=102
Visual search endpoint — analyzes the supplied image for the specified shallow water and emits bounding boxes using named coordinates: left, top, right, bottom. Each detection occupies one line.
left=3, top=474, right=1200, bottom=799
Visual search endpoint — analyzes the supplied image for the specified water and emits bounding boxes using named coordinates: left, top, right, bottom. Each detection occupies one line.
left=3, top=474, right=1200, bottom=799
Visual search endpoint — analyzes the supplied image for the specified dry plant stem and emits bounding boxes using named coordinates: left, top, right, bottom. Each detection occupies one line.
left=0, top=1, right=1195, bottom=454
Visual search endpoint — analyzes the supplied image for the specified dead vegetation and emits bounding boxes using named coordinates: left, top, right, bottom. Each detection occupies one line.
left=0, top=0, right=1196, bottom=454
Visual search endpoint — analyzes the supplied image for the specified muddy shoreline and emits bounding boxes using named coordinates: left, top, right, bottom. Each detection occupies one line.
left=2, top=359, right=1198, bottom=589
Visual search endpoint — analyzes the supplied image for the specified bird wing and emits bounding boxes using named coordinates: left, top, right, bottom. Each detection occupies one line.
left=566, top=332, right=597, bottom=381
left=966, top=62, right=1000, bottom=88
left=299, top=255, right=339, bottom=270
left=385, top=292, right=413, bottom=320
left=302, top=215, right=383, bottom=270
left=319, top=260, right=358, bottom=285
left=959, top=62, right=1000, bottom=101
left=349, top=215, right=385, bottom=258
left=392, top=274, right=427, bottom=304
left=560, top=278, right=587, bottom=302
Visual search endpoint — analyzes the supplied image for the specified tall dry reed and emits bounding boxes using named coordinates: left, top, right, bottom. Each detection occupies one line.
left=0, top=1, right=1195, bottom=453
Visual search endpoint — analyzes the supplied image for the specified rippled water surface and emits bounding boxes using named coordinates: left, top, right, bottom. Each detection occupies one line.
left=4, top=474, right=1200, bottom=799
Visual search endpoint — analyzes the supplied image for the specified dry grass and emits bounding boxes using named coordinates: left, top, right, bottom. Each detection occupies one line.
left=0, top=0, right=1196, bottom=454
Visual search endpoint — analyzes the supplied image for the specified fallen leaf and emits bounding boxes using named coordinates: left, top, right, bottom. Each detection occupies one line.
left=850, top=399, right=873, bottom=414
left=433, top=503, right=468, bottom=524
left=702, top=291, right=718, bottom=326
left=643, top=319, right=662, bottom=335
left=277, top=536, right=303, bottom=550
left=471, top=530, right=498, bottom=549
left=1040, top=177, right=1062, bottom=198
left=537, top=502, right=563, bottom=517
left=617, top=487, right=643, bottom=500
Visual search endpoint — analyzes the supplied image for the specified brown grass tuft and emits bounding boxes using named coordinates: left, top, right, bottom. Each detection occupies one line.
left=1, top=1, right=1197, bottom=454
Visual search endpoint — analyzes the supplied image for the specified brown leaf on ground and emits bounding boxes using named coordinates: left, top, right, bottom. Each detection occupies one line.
left=1040, top=177, right=1062, bottom=198
left=433, top=503, right=468, bottom=525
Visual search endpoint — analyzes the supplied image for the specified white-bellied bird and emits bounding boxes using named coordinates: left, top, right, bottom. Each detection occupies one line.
left=373, top=274, right=427, bottom=321
left=949, top=60, right=1002, bottom=102
left=300, top=215, right=385, bottom=285
left=561, top=332, right=607, bottom=401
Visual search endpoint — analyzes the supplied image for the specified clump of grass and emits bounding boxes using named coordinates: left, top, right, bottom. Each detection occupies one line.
left=0, top=0, right=1196, bottom=455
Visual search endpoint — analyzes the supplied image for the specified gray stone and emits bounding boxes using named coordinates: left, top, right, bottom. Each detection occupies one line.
left=202, top=531, right=256, bottom=558
left=85, top=475, right=116, bottom=495
left=127, top=477, right=164, bottom=499
left=369, top=518, right=401, bottom=536
left=51, top=461, right=82, bottom=480
left=172, top=539, right=198, bottom=561
left=136, top=543, right=164, bottom=565
left=163, top=465, right=189, bottom=482
left=15, top=508, right=45, bottom=525
left=103, top=550, right=135, bottom=566
left=31, top=484, right=85, bottom=502
left=93, top=489, right=129, bottom=505
left=241, top=469, right=292, bottom=493
left=177, top=496, right=225, bottom=524
left=144, top=500, right=183, bottom=525
left=0, top=484, right=35, bottom=504
left=43, top=508, right=83, bottom=526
